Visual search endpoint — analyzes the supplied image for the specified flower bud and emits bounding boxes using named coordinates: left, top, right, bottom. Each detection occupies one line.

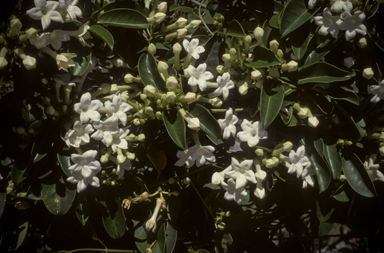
left=137, top=134, right=146, bottom=142
left=168, top=177, right=176, bottom=184
left=133, top=118, right=141, bottom=126
left=184, top=177, right=191, bottom=184
left=173, top=43, right=182, bottom=54
left=0, top=57, right=8, bottom=69
left=46, top=106, right=55, bottom=115
left=185, top=20, right=201, bottom=29
left=176, top=17, right=188, bottom=28
left=124, top=74, right=135, bottom=83
left=176, top=28, right=187, bottom=39
left=276, top=49, right=284, bottom=59
left=255, top=148, right=264, bottom=156
left=117, top=154, right=127, bottom=164
left=187, top=117, right=200, bottom=130
left=344, top=57, right=355, bottom=68
left=158, top=61, right=168, bottom=73
left=216, top=65, right=227, bottom=74
left=111, top=58, right=124, bottom=68
left=286, top=61, right=298, bottom=72
left=282, top=141, right=293, bottom=152
left=183, top=68, right=190, bottom=78
left=269, top=68, right=280, bottom=80
left=144, top=85, right=157, bottom=96
left=358, top=37, right=367, bottom=48
left=165, top=91, right=176, bottom=103
left=157, top=2, right=167, bottom=13
left=238, top=83, right=248, bottom=95
left=308, top=116, right=319, bottom=128
left=269, top=40, right=279, bottom=53
left=209, top=97, right=223, bottom=107
left=148, top=43, right=156, bottom=55
left=253, top=27, right=264, bottom=46
left=225, top=37, right=232, bottom=49
left=363, top=68, right=374, bottom=79
left=166, top=76, right=178, bottom=89
left=222, top=54, right=231, bottom=63
left=23, top=56, right=36, bottom=70
left=0, top=35, right=5, bottom=44
left=154, top=12, right=166, bottom=23
left=251, top=70, right=262, bottom=80
left=297, top=108, right=309, bottom=119
left=265, top=157, right=279, bottom=168
left=181, top=92, right=196, bottom=104
left=9, top=17, right=22, bottom=37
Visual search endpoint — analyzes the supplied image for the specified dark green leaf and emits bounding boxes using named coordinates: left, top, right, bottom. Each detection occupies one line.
left=41, top=177, right=76, bottom=216
left=170, top=4, right=194, bottom=12
left=157, top=223, right=166, bottom=253
left=260, top=80, right=284, bottom=129
left=226, top=19, right=246, bottom=37
left=332, top=191, right=349, bottom=202
left=90, top=25, right=114, bottom=50
left=72, top=48, right=92, bottom=76
left=341, top=152, right=376, bottom=198
left=57, top=154, right=71, bottom=177
left=313, top=85, right=359, bottom=105
left=75, top=194, right=90, bottom=226
left=138, top=53, right=166, bottom=91
left=163, top=109, right=186, bottom=150
left=189, top=104, right=222, bottom=143
left=246, top=46, right=281, bottom=68
left=298, top=62, right=352, bottom=84
left=97, top=8, right=149, bottom=29
left=316, top=201, right=335, bottom=237
left=0, top=191, right=5, bottom=218
left=166, top=223, right=177, bottom=253
left=291, top=21, right=312, bottom=60
left=280, top=0, right=320, bottom=38
left=15, top=222, right=28, bottom=250
left=323, top=142, right=342, bottom=179
left=302, top=35, right=343, bottom=68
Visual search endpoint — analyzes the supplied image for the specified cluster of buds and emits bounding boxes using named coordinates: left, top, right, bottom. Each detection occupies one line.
left=292, top=103, right=319, bottom=128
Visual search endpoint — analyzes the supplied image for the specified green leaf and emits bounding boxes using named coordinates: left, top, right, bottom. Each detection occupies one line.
left=89, top=25, right=114, bottom=50
left=280, top=0, right=320, bottom=38
left=313, top=85, right=359, bottom=105
left=15, top=222, right=28, bottom=250
left=41, top=177, right=76, bottom=216
left=138, top=53, right=166, bottom=91
left=332, top=191, right=349, bottom=202
left=97, top=186, right=126, bottom=239
left=260, top=80, right=284, bottom=129
left=316, top=201, right=335, bottom=237
left=0, top=191, right=5, bottom=218
left=97, top=8, right=149, bottom=29
left=72, top=48, right=92, bottom=76
left=291, top=21, right=312, bottom=60
left=166, top=223, right=177, bottom=253
left=57, top=154, right=71, bottom=177
left=245, top=46, right=281, bottom=68
left=298, top=62, right=352, bottom=84
left=323, top=142, right=342, bottom=179
left=341, top=152, right=376, bottom=198
left=226, top=19, right=246, bottom=37
left=157, top=223, right=166, bottom=253
left=75, top=194, right=90, bottom=226
left=169, top=4, right=194, bottom=12
left=302, top=35, right=343, bottom=68
left=163, top=109, right=186, bottom=150
left=189, top=104, right=222, bottom=143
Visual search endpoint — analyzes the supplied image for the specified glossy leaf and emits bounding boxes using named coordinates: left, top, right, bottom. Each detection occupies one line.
left=280, top=0, right=319, bottom=38
left=323, top=142, right=342, bottom=179
left=0, top=191, right=5, bottom=218
left=166, top=223, right=178, bottom=253
left=90, top=25, right=114, bottom=50
left=332, top=191, right=349, bottom=202
left=298, top=62, right=352, bottom=84
left=15, top=222, right=28, bottom=250
left=97, top=8, right=149, bottom=29
left=72, top=48, right=92, bottom=76
left=246, top=46, right=281, bottom=68
left=313, top=85, right=359, bottom=105
left=41, top=177, right=76, bottom=216
left=316, top=201, right=335, bottom=237
left=189, top=104, right=222, bottom=143
left=260, top=80, right=284, bottom=129
left=302, top=35, right=343, bottom=68
left=75, top=195, right=90, bottom=226
left=226, top=19, right=246, bottom=37
left=163, top=109, right=186, bottom=150
left=341, top=152, right=376, bottom=198
left=169, top=4, right=194, bottom=12
left=138, top=53, right=166, bottom=91
left=57, top=154, right=71, bottom=177
left=291, top=21, right=312, bottom=60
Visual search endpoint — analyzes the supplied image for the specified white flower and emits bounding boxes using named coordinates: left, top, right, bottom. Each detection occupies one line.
left=211, top=165, right=232, bottom=185
left=116, top=157, right=132, bottom=179
left=146, top=198, right=162, bottom=232
left=336, top=11, right=367, bottom=41
left=225, top=158, right=257, bottom=189
left=92, top=116, right=119, bottom=145
left=218, top=108, right=238, bottom=139
left=74, top=92, right=103, bottom=123
left=66, top=150, right=101, bottom=192
left=189, top=144, right=216, bottom=167
left=26, top=0, right=64, bottom=30
left=344, top=57, right=355, bottom=68
left=364, top=155, right=384, bottom=182
left=212, top=72, right=235, bottom=100
left=64, top=22, right=91, bottom=46
left=56, top=52, right=77, bottom=72
left=237, top=119, right=268, bottom=147
left=174, top=149, right=194, bottom=168
left=49, top=30, right=71, bottom=50
left=187, top=63, right=214, bottom=91
left=182, top=38, right=205, bottom=59
left=59, top=0, right=82, bottom=21
left=104, top=94, right=133, bottom=126
left=314, top=8, right=340, bottom=38
left=301, top=164, right=316, bottom=189
left=110, top=129, right=129, bottom=152
left=254, top=181, right=265, bottom=199
left=29, top=33, right=51, bottom=49
left=331, top=0, right=357, bottom=13
left=369, top=80, right=384, bottom=103
left=308, top=0, right=317, bottom=9
left=288, top=146, right=311, bottom=178
left=221, top=178, right=247, bottom=205
left=64, top=121, right=93, bottom=147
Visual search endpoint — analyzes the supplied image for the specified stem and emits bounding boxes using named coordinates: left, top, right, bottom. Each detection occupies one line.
left=190, top=179, right=214, bottom=218
left=198, top=0, right=213, bottom=36
left=210, top=108, right=251, bottom=113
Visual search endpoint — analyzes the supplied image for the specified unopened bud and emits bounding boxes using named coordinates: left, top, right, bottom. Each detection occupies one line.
left=222, top=54, right=231, bottom=63
left=255, top=148, right=264, bottom=156
left=148, top=43, right=156, bottom=55
left=184, top=177, right=191, bottom=184
left=308, top=116, right=319, bottom=128
left=216, top=65, right=227, bottom=74
left=176, top=17, right=188, bottom=28
left=253, top=27, right=264, bottom=46
left=269, top=40, right=279, bottom=54
left=157, top=2, right=167, bottom=13
left=165, top=91, right=176, bottom=103
left=185, top=20, right=201, bottom=29
left=144, top=85, right=157, bottom=96
left=358, top=37, right=367, bottom=48
left=166, top=76, right=178, bottom=89
left=286, top=61, right=298, bottom=72
left=344, top=57, right=355, bottom=68
left=269, top=68, right=280, bottom=80
left=23, top=56, right=36, bottom=70
left=176, top=28, right=187, bottom=39
left=363, top=68, right=374, bottom=79
left=137, top=134, right=146, bottom=142
left=251, top=70, right=262, bottom=80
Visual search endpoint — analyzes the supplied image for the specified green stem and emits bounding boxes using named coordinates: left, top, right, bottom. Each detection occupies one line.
left=198, top=0, right=213, bottom=36
left=210, top=108, right=251, bottom=113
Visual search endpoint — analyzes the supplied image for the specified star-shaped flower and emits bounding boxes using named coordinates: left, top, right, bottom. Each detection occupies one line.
left=59, top=0, right=82, bottom=21
left=56, top=52, right=77, bottom=72
left=212, top=72, right=235, bottom=100
left=74, top=92, right=103, bottom=123
left=64, top=22, right=91, bottom=46
left=104, top=94, right=133, bottom=126
left=288, top=146, right=311, bottom=178
left=116, top=156, right=132, bottom=179
left=331, top=0, right=358, bottom=13
left=187, top=63, right=214, bottom=91
left=301, top=164, right=316, bottom=189
left=174, top=149, right=194, bottom=168
left=189, top=144, right=216, bottom=167
left=26, top=0, right=64, bottom=30
left=369, top=80, right=384, bottom=103
left=225, top=158, right=257, bottom=189
left=314, top=8, right=340, bottom=38
left=237, top=119, right=268, bottom=147
left=64, top=121, right=93, bottom=148
left=212, top=165, right=233, bottom=185
left=110, top=129, right=129, bottom=152
left=221, top=178, right=247, bottom=205
left=182, top=38, right=205, bottom=59
left=91, top=115, right=119, bottom=145
left=336, top=11, right=367, bottom=41
left=218, top=108, right=238, bottom=139
left=49, top=30, right=70, bottom=51
left=364, top=155, right=384, bottom=182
